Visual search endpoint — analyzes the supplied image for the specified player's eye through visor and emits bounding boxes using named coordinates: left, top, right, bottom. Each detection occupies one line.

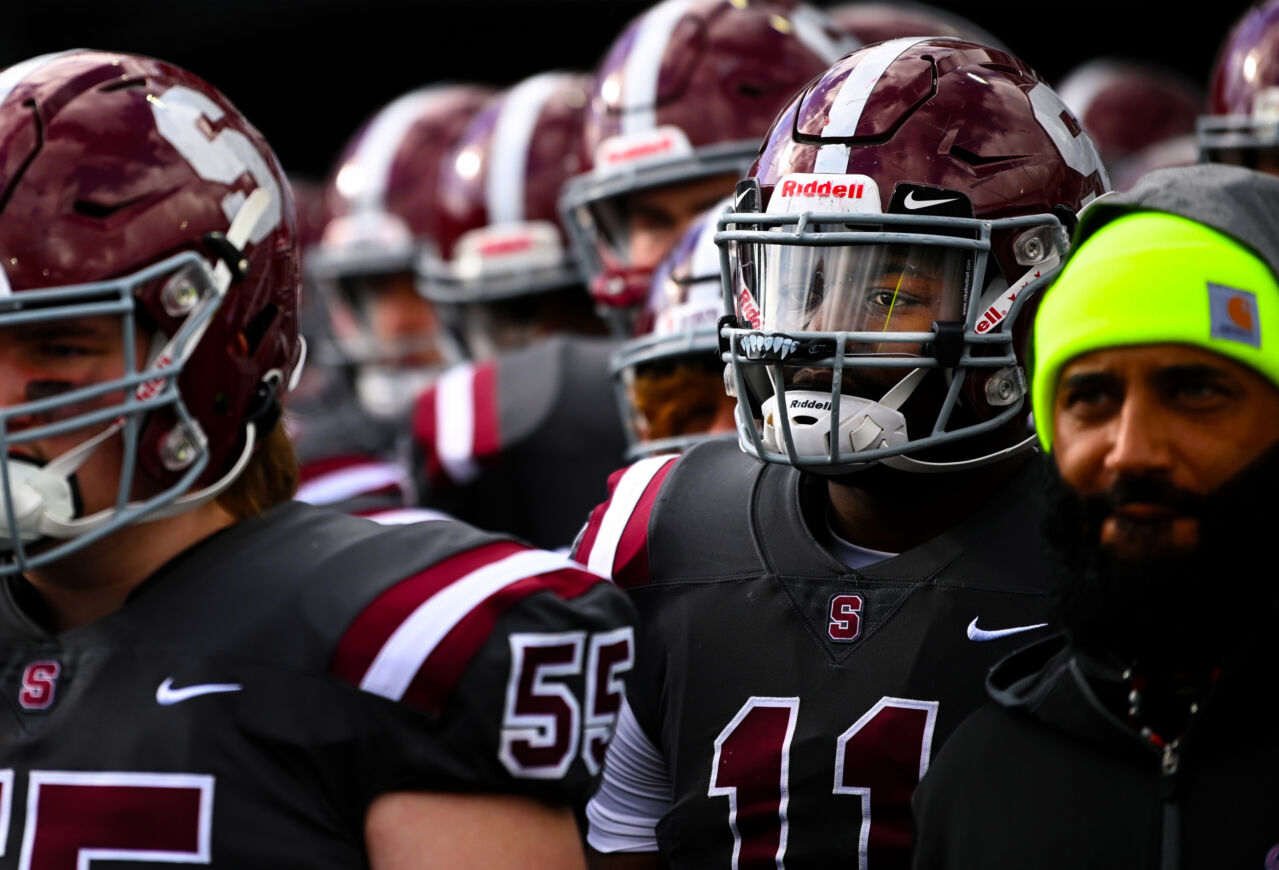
left=737, top=239, right=968, bottom=342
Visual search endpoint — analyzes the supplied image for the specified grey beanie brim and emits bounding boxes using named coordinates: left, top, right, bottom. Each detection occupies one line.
left=1075, top=164, right=1279, bottom=276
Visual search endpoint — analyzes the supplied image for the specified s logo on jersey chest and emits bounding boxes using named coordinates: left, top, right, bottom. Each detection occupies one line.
left=828, top=594, right=863, bottom=642
left=19, top=660, right=61, bottom=711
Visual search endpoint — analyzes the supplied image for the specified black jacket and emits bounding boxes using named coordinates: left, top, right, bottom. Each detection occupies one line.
left=911, top=635, right=1279, bottom=869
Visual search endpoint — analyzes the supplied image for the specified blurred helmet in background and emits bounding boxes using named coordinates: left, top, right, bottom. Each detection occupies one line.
left=559, top=0, right=855, bottom=335
left=309, top=84, right=492, bottom=419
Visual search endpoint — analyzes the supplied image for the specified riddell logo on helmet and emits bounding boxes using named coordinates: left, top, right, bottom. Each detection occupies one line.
left=767, top=174, right=881, bottom=216
left=778, top=179, right=866, bottom=199
left=595, top=126, right=693, bottom=170
left=477, top=236, right=534, bottom=257
left=789, top=398, right=831, bottom=411
left=738, top=289, right=763, bottom=329
left=603, top=137, right=674, bottom=164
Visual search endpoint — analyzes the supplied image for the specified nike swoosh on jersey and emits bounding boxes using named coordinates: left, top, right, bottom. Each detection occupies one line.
left=903, top=191, right=958, bottom=210
left=966, top=618, right=1049, bottom=642
left=155, top=677, right=243, bottom=706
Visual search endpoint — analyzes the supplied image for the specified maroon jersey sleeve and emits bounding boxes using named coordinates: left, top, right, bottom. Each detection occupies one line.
left=329, top=533, right=639, bottom=804
left=411, top=360, right=501, bottom=489
left=571, top=455, right=678, bottom=589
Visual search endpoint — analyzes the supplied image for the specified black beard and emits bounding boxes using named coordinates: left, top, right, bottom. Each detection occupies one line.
left=1043, top=444, right=1279, bottom=678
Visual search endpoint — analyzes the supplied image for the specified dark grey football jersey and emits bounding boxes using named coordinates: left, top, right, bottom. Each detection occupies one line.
left=412, top=336, right=628, bottom=549
left=288, top=374, right=414, bottom=517
left=573, top=440, right=1054, bottom=869
left=0, top=502, right=636, bottom=867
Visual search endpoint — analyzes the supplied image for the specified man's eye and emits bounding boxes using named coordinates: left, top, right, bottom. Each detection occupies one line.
left=1173, top=380, right=1230, bottom=406
left=1061, top=387, right=1116, bottom=415
left=40, top=343, right=95, bottom=359
left=629, top=207, right=675, bottom=232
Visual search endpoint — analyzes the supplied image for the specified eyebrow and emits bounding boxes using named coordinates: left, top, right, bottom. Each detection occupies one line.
left=1150, top=363, right=1236, bottom=391
left=1153, top=363, right=1232, bottom=380
left=1058, top=371, right=1118, bottom=392
left=1060, top=363, right=1234, bottom=392
left=18, top=322, right=106, bottom=340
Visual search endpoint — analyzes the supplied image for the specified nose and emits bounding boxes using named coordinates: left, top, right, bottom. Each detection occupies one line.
left=1103, top=393, right=1173, bottom=478
left=375, top=284, right=438, bottom=340
left=629, top=233, right=668, bottom=273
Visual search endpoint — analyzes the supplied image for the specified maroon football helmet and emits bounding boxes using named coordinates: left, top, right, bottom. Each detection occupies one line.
left=422, top=72, right=598, bottom=357
left=614, top=197, right=736, bottom=458
left=1110, top=134, right=1199, bottom=191
left=1057, top=58, right=1201, bottom=169
left=1200, top=0, right=1279, bottom=167
left=827, top=1, right=1006, bottom=48
left=558, top=0, right=854, bottom=333
left=310, top=84, right=492, bottom=417
left=716, top=38, right=1109, bottom=474
left=0, top=50, right=302, bottom=571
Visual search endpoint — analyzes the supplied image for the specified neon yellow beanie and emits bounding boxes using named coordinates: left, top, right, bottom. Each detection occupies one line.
left=1032, top=211, right=1279, bottom=452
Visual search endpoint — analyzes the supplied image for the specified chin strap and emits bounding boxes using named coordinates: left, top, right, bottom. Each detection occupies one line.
left=879, top=432, right=1037, bottom=473
left=1, top=423, right=259, bottom=547
left=758, top=363, right=1038, bottom=473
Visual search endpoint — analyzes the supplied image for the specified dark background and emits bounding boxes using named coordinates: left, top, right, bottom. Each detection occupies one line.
left=0, top=0, right=1253, bottom=181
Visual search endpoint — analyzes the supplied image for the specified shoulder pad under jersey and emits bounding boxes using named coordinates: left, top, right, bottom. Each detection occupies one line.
left=412, top=336, right=624, bottom=488
left=572, top=440, right=769, bottom=588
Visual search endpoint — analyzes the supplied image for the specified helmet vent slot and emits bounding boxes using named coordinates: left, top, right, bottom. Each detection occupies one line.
left=99, top=78, right=148, bottom=93
left=242, top=303, right=278, bottom=354
left=73, top=196, right=145, bottom=219
left=949, top=144, right=1025, bottom=167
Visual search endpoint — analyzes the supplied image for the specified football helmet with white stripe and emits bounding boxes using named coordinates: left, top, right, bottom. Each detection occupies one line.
left=309, top=84, right=492, bottom=419
left=1199, top=0, right=1279, bottom=169
left=559, top=0, right=855, bottom=334
left=1057, top=58, right=1201, bottom=171
left=0, top=50, right=302, bottom=573
left=419, top=72, right=604, bottom=359
left=613, top=199, right=736, bottom=458
left=716, top=38, right=1110, bottom=474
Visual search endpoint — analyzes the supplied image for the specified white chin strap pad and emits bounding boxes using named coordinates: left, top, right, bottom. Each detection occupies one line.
left=758, top=368, right=926, bottom=461
left=0, top=457, right=79, bottom=546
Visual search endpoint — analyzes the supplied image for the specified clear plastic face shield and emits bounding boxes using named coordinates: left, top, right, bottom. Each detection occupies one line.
left=612, top=200, right=737, bottom=459
left=716, top=175, right=1064, bottom=474
left=557, top=126, right=759, bottom=331
left=613, top=280, right=732, bottom=459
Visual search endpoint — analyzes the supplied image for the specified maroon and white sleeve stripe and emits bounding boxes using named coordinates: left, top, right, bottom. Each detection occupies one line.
left=331, top=540, right=606, bottom=715
left=411, top=360, right=500, bottom=488
left=295, top=455, right=409, bottom=508
left=571, top=455, right=677, bottom=589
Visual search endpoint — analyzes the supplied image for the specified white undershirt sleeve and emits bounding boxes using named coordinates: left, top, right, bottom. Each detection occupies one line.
left=585, top=696, right=674, bottom=853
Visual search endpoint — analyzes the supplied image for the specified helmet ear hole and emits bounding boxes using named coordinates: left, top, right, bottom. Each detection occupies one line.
left=1053, top=204, right=1080, bottom=236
